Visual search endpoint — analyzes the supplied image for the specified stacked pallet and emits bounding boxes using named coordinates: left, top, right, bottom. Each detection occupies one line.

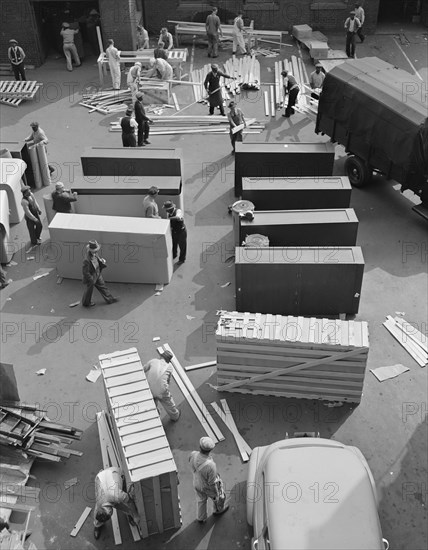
left=216, top=311, right=369, bottom=403
left=98, top=348, right=181, bottom=538
left=0, top=405, right=82, bottom=461
left=0, top=81, right=42, bottom=107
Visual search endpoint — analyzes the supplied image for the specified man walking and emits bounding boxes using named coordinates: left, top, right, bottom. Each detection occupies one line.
left=354, top=3, right=365, bottom=42
left=227, top=101, right=246, bottom=155
left=60, top=22, right=81, bottom=71
left=206, top=7, right=222, bottom=58
left=309, top=63, right=325, bottom=99
left=142, top=186, right=161, bottom=218
left=204, top=64, right=235, bottom=116
left=21, top=186, right=42, bottom=247
left=232, top=11, right=247, bottom=56
left=281, top=70, right=300, bottom=118
left=120, top=109, right=138, bottom=147
left=51, top=182, right=77, bottom=213
left=106, top=39, right=121, bottom=90
left=163, top=201, right=187, bottom=263
left=134, top=92, right=153, bottom=146
left=127, top=62, right=142, bottom=103
left=93, top=466, right=139, bottom=540
left=82, top=240, right=118, bottom=307
left=7, top=39, right=26, bottom=81
left=189, top=437, right=229, bottom=523
left=143, top=350, right=181, bottom=421
left=344, top=11, right=361, bottom=58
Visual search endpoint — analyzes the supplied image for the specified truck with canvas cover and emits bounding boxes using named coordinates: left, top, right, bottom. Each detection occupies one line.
left=315, top=57, right=428, bottom=219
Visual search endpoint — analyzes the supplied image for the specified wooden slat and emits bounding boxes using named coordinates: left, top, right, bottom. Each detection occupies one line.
left=394, top=317, right=428, bottom=353
left=152, top=477, right=164, bottom=533
left=70, top=507, right=92, bottom=537
left=169, top=472, right=181, bottom=527
left=133, top=479, right=149, bottom=538
left=219, top=399, right=252, bottom=455
left=211, top=402, right=249, bottom=462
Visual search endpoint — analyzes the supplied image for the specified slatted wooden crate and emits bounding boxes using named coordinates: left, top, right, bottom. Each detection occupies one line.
left=99, top=348, right=181, bottom=538
left=216, top=312, right=369, bottom=403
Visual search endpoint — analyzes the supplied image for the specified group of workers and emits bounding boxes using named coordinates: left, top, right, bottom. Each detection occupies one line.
left=205, top=7, right=250, bottom=58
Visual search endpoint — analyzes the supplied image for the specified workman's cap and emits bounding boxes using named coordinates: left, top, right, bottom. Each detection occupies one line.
left=350, top=10, right=356, bottom=14
left=228, top=101, right=236, bottom=108
left=30, top=121, right=39, bottom=127
left=89, top=9, right=99, bottom=15
left=315, top=62, right=322, bottom=68
left=211, top=64, right=219, bottom=70
left=125, top=109, right=133, bottom=115
left=96, top=507, right=113, bottom=522
left=135, top=62, right=142, bottom=67
left=148, top=186, right=159, bottom=196
left=161, top=350, right=173, bottom=362
left=199, top=437, right=215, bottom=451
left=87, top=240, right=101, bottom=252
left=21, top=186, right=31, bottom=194
left=62, top=22, right=70, bottom=28
left=136, top=92, right=144, bottom=99
left=55, top=182, right=65, bottom=190
left=281, top=70, right=288, bottom=76
left=9, top=39, right=18, bottom=44
left=163, top=200, right=175, bottom=211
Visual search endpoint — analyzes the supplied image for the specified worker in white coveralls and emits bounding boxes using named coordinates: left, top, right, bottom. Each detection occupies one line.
left=127, top=62, right=141, bottom=103
left=189, top=437, right=229, bottom=522
left=105, top=39, right=121, bottom=90
left=145, top=57, right=173, bottom=81
left=232, top=11, right=248, bottom=56
left=143, top=350, right=181, bottom=421
left=93, top=467, right=140, bottom=540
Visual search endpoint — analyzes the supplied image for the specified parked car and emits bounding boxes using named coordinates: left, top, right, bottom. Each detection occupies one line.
left=246, top=437, right=389, bottom=550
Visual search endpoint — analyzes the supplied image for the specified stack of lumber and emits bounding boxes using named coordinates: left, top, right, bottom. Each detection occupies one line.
left=0, top=81, right=42, bottom=107
left=0, top=404, right=83, bottom=462
left=157, top=344, right=224, bottom=443
left=224, top=55, right=261, bottom=91
left=98, top=348, right=181, bottom=538
left=383, top=315, right=428, bottom=367
left=216, top=311, right=370, bottom=403
left=109, top=114, right=264, bottom=135
left=253, top=47, right=279, bottom=58
left=80, top=89, right=132, bottom=114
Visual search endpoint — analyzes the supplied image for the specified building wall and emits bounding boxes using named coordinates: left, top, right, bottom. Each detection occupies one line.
left=0, top=0, right=42, bottom=65
left=98, top=0, right=138, bottom=50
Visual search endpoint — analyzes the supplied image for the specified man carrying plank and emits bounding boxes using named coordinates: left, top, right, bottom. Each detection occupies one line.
left=143, top=350, right=181, bottom=421
left=204, top=64, right=235, bottom=116
left=189, top=437, right=229, bottom=523
left=227, top=100, right=246, bottom=155
left=93, top=467, right=139, bottom=539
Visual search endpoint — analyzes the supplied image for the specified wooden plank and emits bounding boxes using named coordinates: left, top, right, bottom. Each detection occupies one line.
left=383, top=318, right=427, bottom=367
left=219, top=399, right=252, bottom=455
left=152, top=477, right=164, bottom=533
left=70, top=507, right=92, bottom=537
left=105, top=371, right=145, bottom=388
left=169, top=472, right=181, bottom=528
left=211, top=402, right=249, bottom=462
left=185, top=361, right=216, bottom=372
left=133, top=480, right=149, bottom=538
left=394, top=317, right=428, bottom=353
left=264, top=90, right=269, bottom=116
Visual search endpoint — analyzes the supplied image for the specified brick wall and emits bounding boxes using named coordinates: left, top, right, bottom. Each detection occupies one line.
left=0, top=0, right=42, bottom=65
left=99, top=0, right=137, bottom=50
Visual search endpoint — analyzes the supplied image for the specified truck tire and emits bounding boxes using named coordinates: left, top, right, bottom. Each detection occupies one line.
left=345, top=156, right=371, bottom=187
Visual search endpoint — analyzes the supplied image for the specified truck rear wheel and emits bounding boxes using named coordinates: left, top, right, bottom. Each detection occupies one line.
left=345, top=156, right=371, bottom=187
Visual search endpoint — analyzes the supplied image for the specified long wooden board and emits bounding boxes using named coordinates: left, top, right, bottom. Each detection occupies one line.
left=70, top=507, right=92, bottom=537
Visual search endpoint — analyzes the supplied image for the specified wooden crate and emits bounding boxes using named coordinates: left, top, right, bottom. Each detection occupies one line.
left=241, top=176, right=352, bottom=210
left=216, top=311, right=369, bottom=403
left=238, top=208, right=359, bottom=246
left=99, top=348, right=181, bottom=538
left=234, top=142, right=335, bottom=196
left=235, top=246, right=364, bottom=315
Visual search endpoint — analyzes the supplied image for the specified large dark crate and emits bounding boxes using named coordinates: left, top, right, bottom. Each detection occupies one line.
left=238, top=208, right=359, bottom=246
left=234, top=142, right=335, bottom=196
left=241, top=176, right=352, bottom=210
left=235, top=246, right=364, bottom=315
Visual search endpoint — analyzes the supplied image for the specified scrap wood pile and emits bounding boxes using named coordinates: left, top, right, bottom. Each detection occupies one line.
left=109, top=114, right=264, bottom=135
left=0, top=404, right=83, bottom=462
left=79, top=88, right=175, bottom=115
left=224, top=55, right=261, bottom=92
left=383, top=315, right=428, bottom=367
left=0, top=81, right=42, bottom=108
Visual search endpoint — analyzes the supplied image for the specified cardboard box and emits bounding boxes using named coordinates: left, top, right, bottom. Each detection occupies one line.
left=310, top=40, right=329, bottom=59
left=241, top=176, right=352, bottom=209
left=292, top=24, right=312, bottom=40
left=49, top=213, right=173, bottom=284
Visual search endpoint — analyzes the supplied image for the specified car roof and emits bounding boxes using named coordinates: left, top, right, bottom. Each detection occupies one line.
left=263, top=444, right=384, bottom=549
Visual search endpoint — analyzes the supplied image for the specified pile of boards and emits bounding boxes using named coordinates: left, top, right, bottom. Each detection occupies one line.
left=224, top=55, right=261, bottom=92
left=0, top=81, right=42, bottom=108
left=79, top=89, right=132, bottom=114
left=0, top=405, right=82, bottom=462
left=383, top=315, right=428, bottom=367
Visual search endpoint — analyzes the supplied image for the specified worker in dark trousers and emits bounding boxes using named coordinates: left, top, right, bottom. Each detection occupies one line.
left=354, top=3, right=365, bottom=42
left=81, top=240, right=118, bottom=307
left=204, top=64, right=235, bottom=116
left=227, top=101, right=246, bottom=155
left=134, top=92, right=153, bottom=146
left=21, top=186, right=42, bottom=247
left=120, top=108, right=138, bottom=147
left=163, top=200, right=187, bottom=264
left=344, top=11, right=361, bottom=58
left=7, top=39, right=26, bottom=81
left=281, top=70, right=299, bottom=118
left=51, top=182, right=77, bottom=213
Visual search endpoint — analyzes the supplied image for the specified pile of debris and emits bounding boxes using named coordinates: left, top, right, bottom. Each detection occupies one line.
left=0, top=81, right=42, bottom=108
left=0, top=404, right=83, bottom=462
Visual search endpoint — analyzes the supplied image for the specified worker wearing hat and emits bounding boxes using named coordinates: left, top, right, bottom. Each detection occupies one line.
left=344, top=10, right=361, bottom=58
left=142, top=186, right=161, bottom=218
left=60, top=21, right=81, bottom=71
left=189, top=437, right=229, bottom=522
left=7, top=39, right=26, bottom=81
left=163, top=200, right=187, bottom=263
left=309, top=63, right=325, bottom=100
left=82, top=240, right=118, bottom=307
left=143, top=350, right=181, bottom=421
left=21, top=186, right=42, bottom=247
left=134, top=91, right=153, bottom=146
left=120, top=108, right=138, bottom=147
left=227, top=100, right=246, bottom=155
left=127, top=62, right=142, bottom=103
left=51, top=182, right=78, bottom=214
left=281, top=69, right=300, bottom=118
left=204, top=64, right=235, bottom=116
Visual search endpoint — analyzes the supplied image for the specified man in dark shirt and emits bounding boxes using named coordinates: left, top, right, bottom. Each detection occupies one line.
left=8, top=39, right=26, bottom=81
left=205, top=7, right=222, bottom=58
left=204, top=64, right=235, bottom=116
left=227, top=101, right=246, bottom=154
left=51, top=182, right=77, bottom=213
left=120, top=109, right=138, bottom=147
left=163, top=200, right=187, bottom=264
left=281, top=70, right=300, bottom=118
left=134, top=92, right=153, bottom=146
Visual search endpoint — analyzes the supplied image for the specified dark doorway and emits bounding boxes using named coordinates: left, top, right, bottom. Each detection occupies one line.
left=31, top=0, right=100, bottom=61
left=378, top=0, right=422, bottom=23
